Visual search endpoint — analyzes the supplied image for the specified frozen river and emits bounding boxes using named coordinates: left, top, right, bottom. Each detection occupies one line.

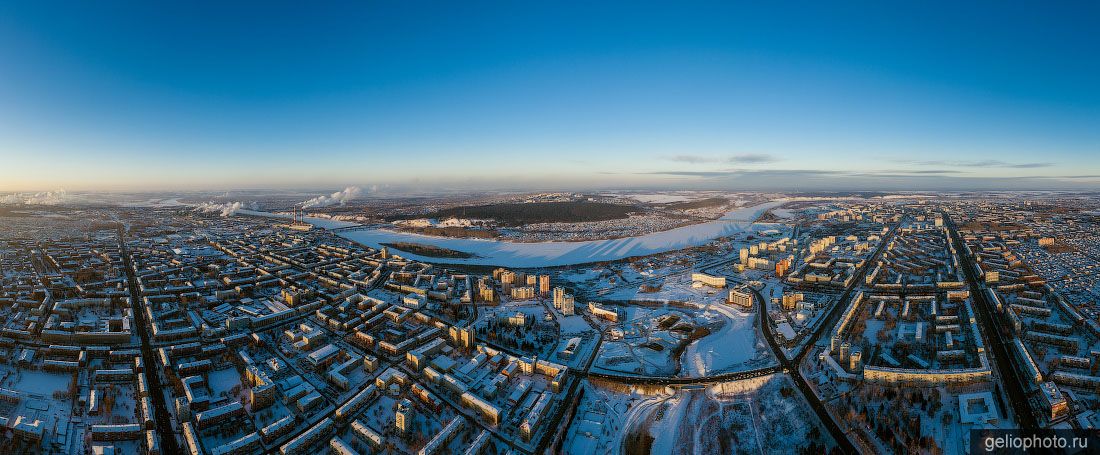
left=245, top=200, right=786, bottom=267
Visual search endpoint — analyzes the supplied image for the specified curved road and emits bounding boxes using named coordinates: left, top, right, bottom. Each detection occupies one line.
left=572, top=285, right=858, bottom=452
left=565, top=216, right=1034, bottom=454
left=584, top=365, right=782, bottom=385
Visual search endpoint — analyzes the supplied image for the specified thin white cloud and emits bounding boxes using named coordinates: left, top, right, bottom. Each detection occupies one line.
left=662, top=153, right=780, bottom=164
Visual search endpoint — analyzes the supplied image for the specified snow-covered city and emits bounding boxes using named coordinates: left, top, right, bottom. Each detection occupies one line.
left=3, top=2, right=1099, bottom=454
left=1, top=190, right=1100, bottom=454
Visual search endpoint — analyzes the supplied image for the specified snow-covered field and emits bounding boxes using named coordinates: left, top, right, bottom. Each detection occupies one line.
left=680, top=303, right=771, bottom=377
left=612, top=374, right=835, bottom=454
left=589, top=297, right=772, bottom=378
left=623, top=194, right=699, bottom=203
left=718, top=200, right=785, bottom=221
left=771, top=208, right=795, bottom=219
left=329, top=200, right=786, bottom=267
left=596, top=265, right=732, bottom=302
left=1, top=367, right=71, bottom=396
left=120, top=197, right=185, bottom=207
left=235, top=209, right=361, bottom=229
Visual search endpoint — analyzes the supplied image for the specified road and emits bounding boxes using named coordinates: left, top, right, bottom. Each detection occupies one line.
left=535, top=315, right=602, bottom=454
left=585, top=365, right=782, bottom=385
left=793, top=222, right=899, bottom=365
left=28, top=248, right=59, bottom=338
left=117, top=227, right=181, bottom=454
left=573, top=274, right=859, bottom=451
left=516, top=221, right=891, bottom=454
left=942, top=212, right=1038, bottom=430
left=578, top=283, right=856, bottom=452
left=753, top=221, right=899, bottom=454
left=589, top=221, right=890, bottom=454
left=753, top=286, right=858, bottom=454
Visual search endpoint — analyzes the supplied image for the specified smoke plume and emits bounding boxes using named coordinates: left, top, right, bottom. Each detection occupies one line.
left=300, top=186, right=363, bottom=208
left=0, top=189, right=72, bottom=205
left=195, top=201, right=258, bottom=217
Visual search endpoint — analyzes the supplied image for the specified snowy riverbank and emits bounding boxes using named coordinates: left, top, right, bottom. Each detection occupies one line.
left=245, top=200, right=787, bottom=267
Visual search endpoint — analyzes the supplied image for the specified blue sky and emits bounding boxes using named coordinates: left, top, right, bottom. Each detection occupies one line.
left=0, top=1, right=1097, bottom=191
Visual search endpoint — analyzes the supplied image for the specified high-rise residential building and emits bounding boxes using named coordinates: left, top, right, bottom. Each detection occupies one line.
left=511, top=286, right=535, bottom=300
left=395, top=399, right=413, bottom=433
left=849, top=349, right=862, bottom=371
left=728, top=289, right=753, bottom=309
left=539, top=275, right=551, bottom=295
left=561, top=294, right=575, bottom=316
left=552, top=287, right=565, bottom=308
left=449, top=326, right=474, bottom=348
left=478, top=286, right=494, bottom=303
left=781, top=293, right=803, bottom=311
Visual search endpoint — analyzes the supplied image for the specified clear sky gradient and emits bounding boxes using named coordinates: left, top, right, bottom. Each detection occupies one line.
left=1, top=1, right=1097, bottom=191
